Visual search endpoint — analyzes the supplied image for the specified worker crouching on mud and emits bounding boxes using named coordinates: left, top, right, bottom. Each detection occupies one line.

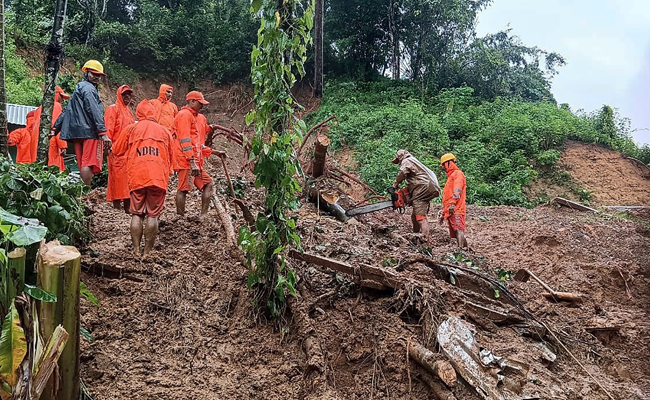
left=439, top=153, right=468, bottom=248
left=113, top=100, right=173, bottom=256
left=392, top=149, right=441, bottom=244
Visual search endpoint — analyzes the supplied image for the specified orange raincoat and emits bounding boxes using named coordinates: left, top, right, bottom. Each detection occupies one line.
left=195, top=113, right=214, bottom=168
left=105, top=85, right=135, bottom=201
left=173, top=106, right=199, bottom=171
left=113, top=100, right=173, bottom=192
left=442, top=163, right=466, bottom=219
left=48, top=134, right=67, bottom=171
left=149, top=84, right=178, bottom=130
left=30, top=87, right=67, bottom=163
left=8, top=128, right=31, bottom=163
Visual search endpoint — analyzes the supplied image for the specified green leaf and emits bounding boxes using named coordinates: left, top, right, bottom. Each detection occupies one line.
left=80, top=327, right=95, bottom=342
left=251, top=0, right=262, bottom=13
left=0, top=301, right=27, bottom=387
left=24, top=284, right=57, bottom=302
left=6, top=224, right=48, bottom=247
left=80, top=282, right=99, bottom=306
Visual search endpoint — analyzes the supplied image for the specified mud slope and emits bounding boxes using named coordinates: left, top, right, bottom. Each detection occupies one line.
left=79, top=163, right=650, bottom=400
left=562, top=140, right=650, bottom=206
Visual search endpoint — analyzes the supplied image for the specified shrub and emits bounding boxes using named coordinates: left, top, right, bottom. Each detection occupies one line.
left=0, top=158, right=91, bottom=245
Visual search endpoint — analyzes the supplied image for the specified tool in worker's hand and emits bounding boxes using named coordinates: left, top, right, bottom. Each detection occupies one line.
left=345, top=187, right=410, bottom=218
left=219, top=155, right=255, bottom=227
left=514, top=268, right=582, bottom=303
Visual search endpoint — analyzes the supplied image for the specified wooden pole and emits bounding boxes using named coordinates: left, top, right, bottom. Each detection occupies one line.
left=0, top=0, right=8, bottom=157
left=38, top=0, right=68, bottom=161
left=313, top=0, right=323, bottom=97
left=7, top=247, right=26, bottom=305
left=37, top=240, right=81, bottom=400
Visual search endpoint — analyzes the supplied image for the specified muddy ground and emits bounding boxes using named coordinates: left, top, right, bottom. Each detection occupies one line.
left=76, top=86, right=650, bottom=399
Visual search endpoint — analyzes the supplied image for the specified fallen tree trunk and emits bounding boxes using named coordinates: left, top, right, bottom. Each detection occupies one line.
left=308, top=188, right=348, bottom=223
left=554, top=197, right=597, bottom=212
left=311, top=135, right=330, bottom=178
left=408, top=341, right=457, bottom=387
left=288, top=250, right=401, bottom=290
left=418, top=371, right=458, bottom=400
left=212, top=194, right=236, bottom=247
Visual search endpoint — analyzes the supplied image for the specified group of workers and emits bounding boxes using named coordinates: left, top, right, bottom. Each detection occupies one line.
left=9, top=59, right=467, bottom=255
left=392, top=150, right=468, bottom=248
left=8, top=59, right=236, bottom=256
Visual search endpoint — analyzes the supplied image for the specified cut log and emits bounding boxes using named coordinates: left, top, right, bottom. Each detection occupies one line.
left=308, top=188, right=348, bottom=223
left=418, top=371, right=458, bottom=400
left=311, top=135, right=330, bottom=178
left=408, top=341, right=457, bottom=387
left=542, top=292, right=583, bottom=303
left=554, top=197, right=597, bottom=212
left=37, top=240, right=81, bottom=400
left=288, top=250, right=401, bottom=290
left=212, top=194, right=237, bottom=247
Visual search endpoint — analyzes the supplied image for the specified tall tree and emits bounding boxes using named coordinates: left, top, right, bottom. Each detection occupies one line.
left=37, top=0, right=67, bottom=162
left=314, top=0, right=323, bottom=96
left=0, top=0, right=7, bottom=157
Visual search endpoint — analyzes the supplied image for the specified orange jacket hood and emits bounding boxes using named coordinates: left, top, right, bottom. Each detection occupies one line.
left=136, top=99, right=157, bottom=121
left=115, top=85, right=132, bottom=109
left=158, top=84, right=173, bottom=103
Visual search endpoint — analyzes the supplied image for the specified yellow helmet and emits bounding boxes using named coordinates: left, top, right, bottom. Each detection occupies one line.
left=440, top=153, right=456, bottom=165
left=82, top=60, right=105, bottom=75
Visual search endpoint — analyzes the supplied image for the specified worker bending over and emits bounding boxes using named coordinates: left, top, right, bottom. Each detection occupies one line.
left=392, top=149, right=440, bottom=244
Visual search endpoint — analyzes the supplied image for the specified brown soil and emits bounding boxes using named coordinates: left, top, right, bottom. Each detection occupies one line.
left=527, top=141, right=650, bottom=207
left=77, top=86, right=650, bottom=399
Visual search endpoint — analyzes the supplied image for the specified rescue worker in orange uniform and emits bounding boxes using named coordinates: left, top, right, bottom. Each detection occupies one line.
left=113, top=100, right=173, bottom=256
left=149, top=84, right=178, bottom=130
left=174, top=91, right=217, bottom=216
left=439, top=153, right=468, bottom=248
left=195, top=112, right=226, bottom=168
left=48, top=133, right=68, bottom=171
left=392, top=149, right=441, bottom=244
left=7, top=127, right=31, bottom=163
left=105, top=85, right=135, bottom=212
left=53, top=60, right=111, bottom=186
left=32, top=86, right=70, bottom=163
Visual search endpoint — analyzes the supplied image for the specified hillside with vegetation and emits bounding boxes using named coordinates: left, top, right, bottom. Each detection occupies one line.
left=0, top=0, right=647, bottom=400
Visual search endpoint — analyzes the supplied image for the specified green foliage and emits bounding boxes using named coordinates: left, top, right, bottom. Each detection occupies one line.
left=309, top=82, right=607, bottom=206
left=0, top=158, right=91, bottom=245
left=536, top=149, right=562, bottom=166
left=240, top=0, right=313, bottom=317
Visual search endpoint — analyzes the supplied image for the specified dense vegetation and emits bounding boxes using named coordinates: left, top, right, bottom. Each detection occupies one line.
left=308, top=81, right=650, bottom=206
left=0, top=157, right=91, bottom=244
left=3, top=0, right=649, bottom=208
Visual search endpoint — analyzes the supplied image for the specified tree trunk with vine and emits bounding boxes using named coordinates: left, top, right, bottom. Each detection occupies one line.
left=38, top=0, right=67, bottom=162
left=241, top=0, right=314, bottom=317
left=0, top=0, right=8, bottom=157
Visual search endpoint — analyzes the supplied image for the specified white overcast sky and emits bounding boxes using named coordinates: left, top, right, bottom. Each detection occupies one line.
left=476, top=0, right=650, bottom=146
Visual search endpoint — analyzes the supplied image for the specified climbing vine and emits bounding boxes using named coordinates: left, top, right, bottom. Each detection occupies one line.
left=240, top=0, right=313, bottom=317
